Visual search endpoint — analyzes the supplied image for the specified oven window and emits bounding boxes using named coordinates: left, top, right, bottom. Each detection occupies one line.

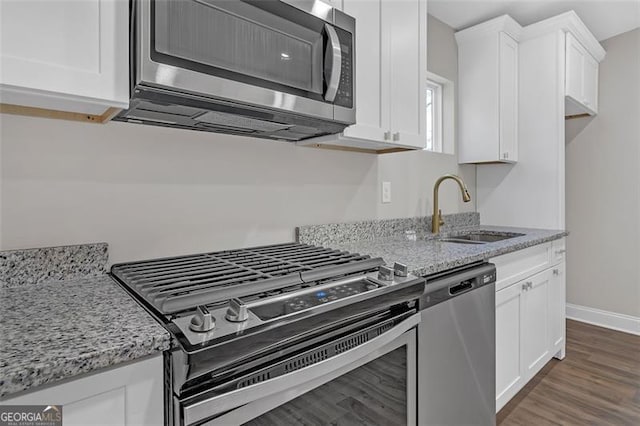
left=153, top=0, right=324, bottom=96
left=243, top=347, right=408, bottom=426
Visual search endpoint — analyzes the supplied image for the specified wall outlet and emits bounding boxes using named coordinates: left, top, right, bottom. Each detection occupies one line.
left=382, top=181, right=391, bottom=204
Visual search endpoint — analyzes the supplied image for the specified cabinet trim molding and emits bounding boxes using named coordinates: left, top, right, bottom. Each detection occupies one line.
left=522, top=11, right=605, bottom=61
left=0, top=103, right=121, bottom=124
left=455, top=14, right=523, bottom=44
left=566, top=304, right=640, bottom=336
left=300, top=143, right=413, bottom=155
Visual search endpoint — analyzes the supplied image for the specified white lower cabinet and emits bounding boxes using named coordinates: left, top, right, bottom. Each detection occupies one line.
left=493, top=240, right=566, bottom=412
left=0, top=355, right=163, bottom=426
left=550, top=262, right=567, bottom=358
left=521, top=269, right=552, bottom=379
left=495, top=281, right=524, bottom=408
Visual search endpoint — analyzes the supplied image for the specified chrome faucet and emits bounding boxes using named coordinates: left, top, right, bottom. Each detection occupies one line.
left=432, top=174, right=471, bottom=234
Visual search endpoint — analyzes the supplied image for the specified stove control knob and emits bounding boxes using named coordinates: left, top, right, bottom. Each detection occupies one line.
left=226, top=298, right=249, bottom=322
left=394, top=262, right=408, bottom=277
left=378, top=265, right=394, bottom=281
left=190, top=305, right=215, bottom=332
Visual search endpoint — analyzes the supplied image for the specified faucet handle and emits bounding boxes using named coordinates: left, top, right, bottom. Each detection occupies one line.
left=438, top=209, right=445, bottom=226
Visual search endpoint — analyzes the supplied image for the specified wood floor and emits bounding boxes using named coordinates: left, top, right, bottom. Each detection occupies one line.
left=498, top=319, right=640, bottom=425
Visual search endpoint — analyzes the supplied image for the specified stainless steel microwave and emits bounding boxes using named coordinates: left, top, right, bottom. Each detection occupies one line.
left=115, top=0, right=356, bottom=141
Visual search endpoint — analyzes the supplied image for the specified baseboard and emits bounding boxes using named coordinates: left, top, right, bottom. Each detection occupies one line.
left=566, top=303, right=640, bottom=336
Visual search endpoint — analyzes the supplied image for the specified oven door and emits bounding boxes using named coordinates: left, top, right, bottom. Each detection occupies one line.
left=137, top=0, right=355, bottom=123
left=177, top=313, right=419, bottom=426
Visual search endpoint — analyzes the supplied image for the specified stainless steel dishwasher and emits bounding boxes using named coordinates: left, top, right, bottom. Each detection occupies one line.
left=418, top=262, right=496, bottom=426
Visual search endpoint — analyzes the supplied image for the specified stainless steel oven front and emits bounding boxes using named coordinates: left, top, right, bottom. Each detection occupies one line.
left=135, top=0, right=355, bottom=124
left=171, top=312, right=419, bottom=426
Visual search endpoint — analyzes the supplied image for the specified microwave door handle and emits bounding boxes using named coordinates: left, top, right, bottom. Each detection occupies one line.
left=324, top=23, right=342, bottom=102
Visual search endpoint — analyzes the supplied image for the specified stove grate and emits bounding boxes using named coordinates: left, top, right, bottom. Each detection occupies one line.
left=111, top=243, right=380, bottom=315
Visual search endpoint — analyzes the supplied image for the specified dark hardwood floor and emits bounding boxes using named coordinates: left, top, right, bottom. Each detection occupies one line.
left=498, top=319, right=640, bottom=425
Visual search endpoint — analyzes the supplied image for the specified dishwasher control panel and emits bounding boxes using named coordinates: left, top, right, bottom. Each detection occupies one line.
left=420, top=263, right=496, bottom=309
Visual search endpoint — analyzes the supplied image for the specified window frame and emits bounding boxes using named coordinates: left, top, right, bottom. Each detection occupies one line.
left=425, top=79, right=443, bottom=153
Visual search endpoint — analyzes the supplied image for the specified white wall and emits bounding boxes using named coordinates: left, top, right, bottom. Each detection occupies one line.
left=0, top=116, right=378, bottom=263
left=565, top=28, right=640, bottom=317
left=377, top=15, right=476, bottom=219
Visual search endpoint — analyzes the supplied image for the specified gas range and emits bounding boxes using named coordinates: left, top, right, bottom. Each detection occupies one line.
left=111, top=243, right=425, bottom=426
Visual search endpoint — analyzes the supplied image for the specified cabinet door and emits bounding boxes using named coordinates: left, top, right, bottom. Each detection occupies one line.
left=341, top=0, right=388, bottom=143
left=522, top=269, right=553, bottom=380
left=384, top=0, right=427, bottom=149
left=1, top=355, right=163, bottom=425
left=0, top=0, right=129, bottom=114
left=498, top=32, right=518, bottom=162
left=565, top=33, right=584, bottom=103
left=495, top=282, right=524, bottom=412
left=550, top=262, right=566, bottom=358
left=583, top=53, right=599, bottom=113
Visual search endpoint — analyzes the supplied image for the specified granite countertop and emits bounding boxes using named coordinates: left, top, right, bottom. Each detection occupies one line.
left=297, top=213, right=567, bottom=277
left=328, top=225, right=567, bottom=276
left=0, top=245, right=171, bottom=399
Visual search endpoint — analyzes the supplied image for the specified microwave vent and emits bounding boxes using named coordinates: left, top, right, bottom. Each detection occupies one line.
left=194, top=111, right=292, bottom=133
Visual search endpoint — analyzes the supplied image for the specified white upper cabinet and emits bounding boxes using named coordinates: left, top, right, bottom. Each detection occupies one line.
left=340, top=0, right=389, bottom=144
left=456, top=16, right=522, bottom=164
left=0, top=0, right=129, bottom=120
left=565, top=32, right=599, bottom=116
left=301, top=0, right=427, bottom=151
left=385, top=0, right=426, bottom=148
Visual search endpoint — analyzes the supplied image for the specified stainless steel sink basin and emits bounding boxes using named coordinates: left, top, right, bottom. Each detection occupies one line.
left=439, top=238, right=487, bottom=245
left=439, top=232, right=524, bottom=244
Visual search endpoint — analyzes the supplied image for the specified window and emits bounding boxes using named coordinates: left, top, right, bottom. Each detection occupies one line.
left=425, top=72, right=455, bottom=154
left=426, top=79, right=443, bottom=152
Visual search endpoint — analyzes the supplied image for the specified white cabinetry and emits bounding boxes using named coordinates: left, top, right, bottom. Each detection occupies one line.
left=565, top=32, right=599, bottom=116
left=385, top=0, right=426, bottom=148
left=521, top=269, right=552, bottom=378
left=456, top=16, right=521, bottom=164
left=550, top=262, right=567, bottom=356
left=493, top=240, right=566, bottom=412
left=495, top=280, right=524, bottom=407
left=476, top=12, right=604, bottom=230
left=301, top=0, right=427, bottom=151
left=0, top=0, right=129, bottom=121
left=0, top=355, right=163, bottom=426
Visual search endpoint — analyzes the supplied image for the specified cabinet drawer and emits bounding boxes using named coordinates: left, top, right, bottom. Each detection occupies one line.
left=491, top=243, right=551, bottom=291
left=551, top=238, right=566, bottom=264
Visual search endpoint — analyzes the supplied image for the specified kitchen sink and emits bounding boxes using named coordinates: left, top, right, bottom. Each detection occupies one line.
left=439, top=238, right=487, bottom=245
left=439, top=232, right=524, bottom=244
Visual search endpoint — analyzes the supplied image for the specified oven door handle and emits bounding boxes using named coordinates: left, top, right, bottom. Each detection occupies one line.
left=182, top=313, right=420, bottom=426
left=323, top=23, right=342, bottom=102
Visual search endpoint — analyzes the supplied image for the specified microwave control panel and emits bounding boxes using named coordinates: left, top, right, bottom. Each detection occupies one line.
left=335, top=27, right=354, bottom=109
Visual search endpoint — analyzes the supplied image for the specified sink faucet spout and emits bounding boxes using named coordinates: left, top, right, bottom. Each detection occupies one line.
left=432, top=174, right=472, bottom=234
